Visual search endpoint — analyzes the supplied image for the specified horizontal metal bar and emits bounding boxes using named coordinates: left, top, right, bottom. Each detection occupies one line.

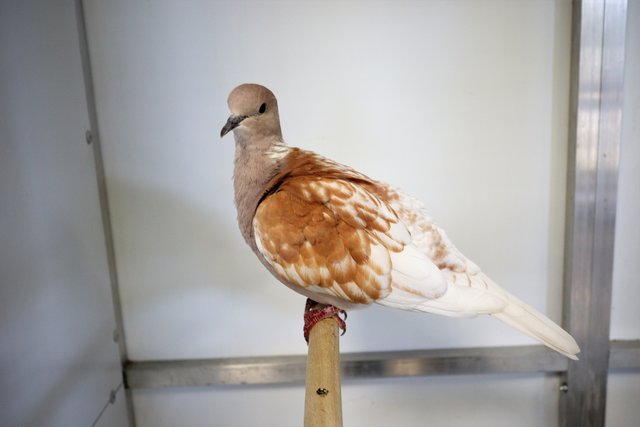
left=124, top=341, right=640, bottom=389
left=127, top=354, right=308, bottom=388
left=609, top=340, right=640, bottom=370
left=339, top=345, right=568, bottom=378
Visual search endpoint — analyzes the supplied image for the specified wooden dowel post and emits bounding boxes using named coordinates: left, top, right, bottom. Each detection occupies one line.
left=304, top=317, right=343, bottom=427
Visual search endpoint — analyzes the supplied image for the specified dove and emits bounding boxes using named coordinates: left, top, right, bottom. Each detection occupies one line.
left=221, top=83, right=580, bottom=360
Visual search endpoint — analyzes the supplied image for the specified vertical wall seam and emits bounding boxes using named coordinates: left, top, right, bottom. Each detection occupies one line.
left=74, top=0, right=136, bottom=425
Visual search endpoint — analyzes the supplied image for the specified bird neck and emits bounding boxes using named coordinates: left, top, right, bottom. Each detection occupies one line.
left=232, top=135, right=290, bottom=247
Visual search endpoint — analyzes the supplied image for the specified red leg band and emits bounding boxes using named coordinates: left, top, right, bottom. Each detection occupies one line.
left=303, top=299, right=347, bottom=343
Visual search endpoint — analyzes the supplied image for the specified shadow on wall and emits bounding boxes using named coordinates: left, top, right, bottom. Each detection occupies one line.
left=21, top=327, right=120, bottom=427
left=108, top=179, right=306, bottom=357
left=1, top=272, right=121, bottom=427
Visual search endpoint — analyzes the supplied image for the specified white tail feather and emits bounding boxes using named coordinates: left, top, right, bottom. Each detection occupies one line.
left=380, top=275, right=580, bottom=360
left=492, top=297, right=580, bottom=360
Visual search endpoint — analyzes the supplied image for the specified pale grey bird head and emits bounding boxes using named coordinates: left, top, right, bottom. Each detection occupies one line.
left=220, top=83, right=282, bottom=141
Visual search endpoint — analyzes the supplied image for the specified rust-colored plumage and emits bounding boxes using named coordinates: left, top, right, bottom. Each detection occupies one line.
left=221, top=83, right=580, bottom=360
left=254, top=150, right=402, bottom=304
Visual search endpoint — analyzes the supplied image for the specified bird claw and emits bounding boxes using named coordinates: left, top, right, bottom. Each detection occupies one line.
left=303, top=299, right=347, bottom=343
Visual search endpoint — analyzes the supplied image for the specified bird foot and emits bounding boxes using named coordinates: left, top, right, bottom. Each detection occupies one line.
left=303, top=299, right=347, bottom=343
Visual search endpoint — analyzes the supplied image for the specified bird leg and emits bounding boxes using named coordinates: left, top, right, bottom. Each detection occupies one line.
left=303, top=298, right=347, bottom=343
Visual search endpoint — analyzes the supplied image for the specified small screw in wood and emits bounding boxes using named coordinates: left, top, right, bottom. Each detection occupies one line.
left=316, top=387, right=329, bottom=397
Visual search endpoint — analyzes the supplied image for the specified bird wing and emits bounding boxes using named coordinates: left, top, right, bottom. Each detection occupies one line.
left=252, top=176, right=448, bottom=307
left=373, top=186, right=580, bottom=359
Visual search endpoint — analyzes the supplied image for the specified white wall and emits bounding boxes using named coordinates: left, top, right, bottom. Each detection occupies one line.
left=82, top=0, right=638, bottom=426
left=132, top=374, right=558, bottom=427
left=610, top=0, right=640, bottom=342
left=0, top=1, right=129, bottom=426
left=86, top=0, right=571, bottom=361
left=606, top=0, right=640, bottom=425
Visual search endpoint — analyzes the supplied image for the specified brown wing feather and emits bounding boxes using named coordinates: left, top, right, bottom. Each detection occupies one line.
left=253, top=175, right=409, bottom=305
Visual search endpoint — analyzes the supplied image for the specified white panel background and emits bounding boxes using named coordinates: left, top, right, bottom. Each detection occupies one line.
left=85, top=0, right=571, bottom=361
left=0, top=1, right=128, bottom=426
left=132, top=374, right=557, bottom=427
left=610, top=0, right=640, bottom=342
left=82, top=0, right=639, bottom=426
left=606, top=0, right=640, bottom=425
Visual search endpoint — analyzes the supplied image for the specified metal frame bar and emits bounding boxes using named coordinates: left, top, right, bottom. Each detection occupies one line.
left=125, top=341, right=640, bottom=389
left=560, top=0, right=627, bottom=425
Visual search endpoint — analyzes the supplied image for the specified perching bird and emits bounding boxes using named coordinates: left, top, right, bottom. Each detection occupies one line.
left=221, top=83, right=580, bottom=360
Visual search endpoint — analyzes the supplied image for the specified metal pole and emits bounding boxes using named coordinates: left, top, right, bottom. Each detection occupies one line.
left=560, top=0, right=627, bottom=425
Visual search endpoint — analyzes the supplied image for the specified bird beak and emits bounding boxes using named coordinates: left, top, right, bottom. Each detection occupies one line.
left=220, top=114, right=247, bottom=138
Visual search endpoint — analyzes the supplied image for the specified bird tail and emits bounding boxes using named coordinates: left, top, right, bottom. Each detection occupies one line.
left=380, top=274, right=580, bottom=360
left=491, top=293, right=580, bottom=360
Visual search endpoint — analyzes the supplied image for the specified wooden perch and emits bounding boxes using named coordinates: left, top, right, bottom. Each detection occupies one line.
left=304, top=317, right=343, bottom=427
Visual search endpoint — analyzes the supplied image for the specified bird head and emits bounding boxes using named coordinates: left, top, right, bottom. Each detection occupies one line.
left=220, top=83, right=282, bottom=140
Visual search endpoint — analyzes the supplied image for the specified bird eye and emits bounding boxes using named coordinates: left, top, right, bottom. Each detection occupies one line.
left=259, top=103, right=267, bottom=114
